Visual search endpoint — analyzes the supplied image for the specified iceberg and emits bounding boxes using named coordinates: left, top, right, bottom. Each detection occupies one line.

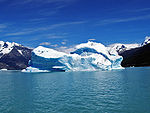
left=23, top=41, right=123, bottom=72
left=0, top=69, right=7, bottom=71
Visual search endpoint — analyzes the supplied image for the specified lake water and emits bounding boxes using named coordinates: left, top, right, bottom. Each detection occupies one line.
left=0, top=67, right=150, bottom=113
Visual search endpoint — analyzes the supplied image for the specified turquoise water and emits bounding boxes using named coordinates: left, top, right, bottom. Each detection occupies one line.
left=0, top=67, right=150, bottom=113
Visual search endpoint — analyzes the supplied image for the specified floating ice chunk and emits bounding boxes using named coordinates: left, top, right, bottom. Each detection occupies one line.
left=22, top=66, right=49, bottom=73
left=1, top=69, right=7, bottom=71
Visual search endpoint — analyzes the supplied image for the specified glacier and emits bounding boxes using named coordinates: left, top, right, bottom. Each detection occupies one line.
left=23, top=41, right=123, bottom=72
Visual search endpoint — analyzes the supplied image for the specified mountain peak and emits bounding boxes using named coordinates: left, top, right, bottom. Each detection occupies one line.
left=142, top=36, right=150, bottom=46
left=0, top=41, right=32, bottom=70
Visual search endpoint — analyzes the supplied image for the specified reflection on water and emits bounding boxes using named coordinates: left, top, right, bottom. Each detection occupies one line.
left=0, top=67, right=150, bottom=113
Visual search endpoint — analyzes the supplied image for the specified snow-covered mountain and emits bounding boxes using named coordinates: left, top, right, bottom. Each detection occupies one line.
left=114, top=36, right=150, bottom=67
left=107, top=43, right=140, bottom=55
left=120, top=43, right=150, bottom=67
left=23, top=41, right=123, bottom=72
left=107, top=36, right=150, bottom=55
left=141, top=36, right=150, bottom=46
left=0, top=41, right=32, bottom=70
left=1, top=35, right=150, bottom=71
left=0, top=41, right=21, bottom=58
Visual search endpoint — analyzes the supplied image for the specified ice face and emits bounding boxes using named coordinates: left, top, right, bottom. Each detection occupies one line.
left=24, top=41, right=123, bottom=72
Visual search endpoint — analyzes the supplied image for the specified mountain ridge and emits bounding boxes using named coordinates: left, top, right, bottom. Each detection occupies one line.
left=0, top=41, right=32, bottom=70
left=1, top=36, right=150, bottom=70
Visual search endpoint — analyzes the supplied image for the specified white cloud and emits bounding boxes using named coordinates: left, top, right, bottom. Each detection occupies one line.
left=5, top=21, right=86, bottom=36
left=60, top=46, right=67, bottom=49
left=61, top=39, right=68, bottom=45
left=42, top=21, right=87, bottom=30
left=5, top=31, right=32, bottom=36
left=9, top=0, right=78, bottom=19
left=29, top=18, right=48, bottom=22
left=51, top=44, right=58, bottom=47
left=40, top=42, right=51, bottom=46
left=61, top=41, right=66, bottom=45
left=20, top=0, right=76, bottom=4
left=97, top=14, right=150, bottom=25
left=0, top=24, right=7, bottom=29
left=56, top=46, right=76, bottom=53
left=10, top=0, right=77, bottom=7
left=0, top=0, right=7, bottom=2
left=46, top=34, right=65, bottom=39
left=126, top=8, right=150, bottom=13
left=88, top=39, right=96, bottom=41
left=0, top=24, right=7, bottom=32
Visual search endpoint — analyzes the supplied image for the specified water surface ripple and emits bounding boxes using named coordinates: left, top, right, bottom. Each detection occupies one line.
left=0, top=67, right=150, bottom=113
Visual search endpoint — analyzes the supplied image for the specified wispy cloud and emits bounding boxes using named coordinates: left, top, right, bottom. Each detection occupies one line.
left=37, top=10, right=58, bottom=17
left=9, top=0, right=78, bottom=18
left=61, top=41, right=66, bottom=45
left=0, top=0, right=7, bottom=2
left=29, top=18, right=48, bottom=22
left=42, top=21, right=86, bottom=30
left=39, top=42, right=59, bottom=47
left=0, top=24, right=8, bottom=32
left=34, top=4, right=67, bottom=17
left=88, top=39, right=96, bottom=41
left=61, top=39, right=67, bottom=45
left=5, top=30, right=35, bottom=36
left=38, top=33, right=66, bottom=39
left=10, top=0, right=77, bottom=6
left=5, top=21, right=86, bottom=36
left=56, top=46, right=75, bottom=53
left=0, top=24, right=7, bottom=29
left=126, top=8, right=150, bottom=13
left=46, top=34, right=65, bottom=39
left=40, top=42, right=51, bottom=46
left=21, top=0, right=76, bottom=4
left=97, top=14, right=150, bottom=26
left=51, top=44, right=58, bottom=47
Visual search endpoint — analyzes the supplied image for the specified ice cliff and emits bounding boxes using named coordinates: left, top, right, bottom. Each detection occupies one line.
left=23, top=41, right=123, bottom=72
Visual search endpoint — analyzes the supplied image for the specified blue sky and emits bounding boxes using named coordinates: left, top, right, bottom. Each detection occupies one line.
left=0, top=0, right=150, bottom=48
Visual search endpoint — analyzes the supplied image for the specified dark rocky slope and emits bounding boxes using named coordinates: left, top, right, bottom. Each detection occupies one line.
left=0, top=43, right=32, bottom=70
left=120, top=43, right=150, bottom=67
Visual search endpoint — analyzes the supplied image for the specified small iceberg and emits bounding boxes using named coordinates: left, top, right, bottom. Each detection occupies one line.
left=1, top=69, right=8, bottom=71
